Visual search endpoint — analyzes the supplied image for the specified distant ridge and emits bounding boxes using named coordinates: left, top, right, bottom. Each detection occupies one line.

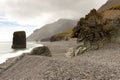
left=27, top=19, right=77, bottom=41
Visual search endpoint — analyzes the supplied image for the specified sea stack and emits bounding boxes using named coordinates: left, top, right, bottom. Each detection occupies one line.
left=12, top=31, right=26, bottom=49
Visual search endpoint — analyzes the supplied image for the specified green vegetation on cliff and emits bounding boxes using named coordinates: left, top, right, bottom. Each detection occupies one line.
left=109, top=4, right=120, bottom=10
left=50, top=29, right=73, bottom=41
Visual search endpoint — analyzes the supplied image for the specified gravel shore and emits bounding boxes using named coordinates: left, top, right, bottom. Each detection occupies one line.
left=0, top=41, right=120, bottom=80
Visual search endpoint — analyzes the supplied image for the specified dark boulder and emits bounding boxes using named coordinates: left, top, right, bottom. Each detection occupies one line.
left=30, top=46, right=52, bottom=57
left=12, top=31, right=26, bottom=49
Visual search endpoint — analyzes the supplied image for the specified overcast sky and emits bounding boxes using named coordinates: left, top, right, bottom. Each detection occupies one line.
left=0, top=0, right=107, bottom=41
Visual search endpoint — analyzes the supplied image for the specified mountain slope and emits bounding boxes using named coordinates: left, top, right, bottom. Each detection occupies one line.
left=98, top=0, right=120, bottom=27
left=27, top=19, right=77, bottom=41
left=101, top=10, right=120, bottom=19
left=98, top=0, right=120, bottom=12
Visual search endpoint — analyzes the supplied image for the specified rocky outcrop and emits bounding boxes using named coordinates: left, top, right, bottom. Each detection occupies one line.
left=12, top=31, right=26, bottom=49
left=71, top=9, right=118, bottom=56
left=30, top=46, right=52, bottom=57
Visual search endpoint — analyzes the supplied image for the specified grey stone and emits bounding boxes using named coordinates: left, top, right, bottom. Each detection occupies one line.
left=65, top=48, right=75, bottom=58
left=66, top=45, right=87, bottom=58
left=30, top=46, right=52, bottom=57
left=74, top=46, right=87, bottom=56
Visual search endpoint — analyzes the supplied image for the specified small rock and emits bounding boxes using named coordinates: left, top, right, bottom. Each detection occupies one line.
left=65, top=48, right=75, bottom=58
left=66, top=45, right=87, bottom=58
left=74, top=46, right=87, bottom=56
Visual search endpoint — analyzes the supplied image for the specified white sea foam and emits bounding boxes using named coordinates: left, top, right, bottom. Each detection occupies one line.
left=0, top=43, right=43, bottom=64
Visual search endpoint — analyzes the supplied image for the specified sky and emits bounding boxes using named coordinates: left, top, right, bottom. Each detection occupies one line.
left=0, top=0, right=107, bottom=41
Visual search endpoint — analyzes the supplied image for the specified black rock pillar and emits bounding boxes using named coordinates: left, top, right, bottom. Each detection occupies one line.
left=12, top=31, right=26, bottom=49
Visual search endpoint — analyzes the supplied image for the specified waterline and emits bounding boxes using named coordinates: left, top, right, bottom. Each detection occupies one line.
left=0, top=42, right=43, bottom=64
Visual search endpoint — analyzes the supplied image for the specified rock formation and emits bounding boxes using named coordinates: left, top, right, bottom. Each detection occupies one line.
left=12, top=31, right=26, bottom=49
left=70, top=9, right=117, bottom=56
left=30, top=46, right=52, bottom=57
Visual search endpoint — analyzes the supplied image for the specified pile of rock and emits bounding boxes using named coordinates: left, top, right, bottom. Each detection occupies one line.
left=67, top=9, right=118, bottom=57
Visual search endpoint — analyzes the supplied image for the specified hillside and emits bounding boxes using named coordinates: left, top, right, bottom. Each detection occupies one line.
left=50, top=29, right=73, bottom=41
left=27, top=19, right=77, bottom=41
left=101, top=10, right=120, bottom=19
left=98, top=0, right=120, bottom=12
left=109, top=4, right=120, bottom=10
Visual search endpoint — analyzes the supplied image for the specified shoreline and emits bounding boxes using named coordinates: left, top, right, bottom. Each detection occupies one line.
left=0, top=41, right=76, bottom=74
left=0, top=53, right=27, bottom=74
left=0, top=42, right=44, bottom=74
left=0, top=42, right=43, bottom=64
left=0, top=41, right=120, bottom=79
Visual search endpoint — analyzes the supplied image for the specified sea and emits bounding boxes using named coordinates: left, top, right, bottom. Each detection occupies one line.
left=0, top=42, right=43, bottom=64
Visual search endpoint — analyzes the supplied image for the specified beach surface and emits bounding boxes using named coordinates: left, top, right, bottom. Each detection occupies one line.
left=0, top=41, right=120, bottom=80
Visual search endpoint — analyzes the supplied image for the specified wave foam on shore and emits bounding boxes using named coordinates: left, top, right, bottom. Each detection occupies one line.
left=0, top=43, right=43, bottom=64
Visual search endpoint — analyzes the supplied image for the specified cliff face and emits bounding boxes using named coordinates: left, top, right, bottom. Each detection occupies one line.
left=98, top=0, right=120, bottom=12
left=27, top=19, right=77, bottom=41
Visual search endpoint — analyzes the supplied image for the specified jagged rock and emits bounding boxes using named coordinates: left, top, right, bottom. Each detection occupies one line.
left=66, top=44, right=87, bottom=58
left=30, top=46, right=52, bottom=57
left=72, top=9, right=104, bottom=43
left=74, top=46, right=87, bottom=56
left=72, top=9, right=117, bottom=51
left=70, top=9, right=119, bottom=57
left=12, top=31, right=26, bottom=49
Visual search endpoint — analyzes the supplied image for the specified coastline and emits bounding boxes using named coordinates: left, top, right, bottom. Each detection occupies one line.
left=0, top=41, right=120, bottom=79
left=0, top=41, right=77, bottom=75
left=0, top=53, right=27, bottom=74
left=0, top=41, right=43, bottom=74
left=0, top=42, right=43, bottom=64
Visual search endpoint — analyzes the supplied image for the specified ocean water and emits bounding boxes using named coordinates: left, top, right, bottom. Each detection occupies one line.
left=0, top=42, right=43, bottom=64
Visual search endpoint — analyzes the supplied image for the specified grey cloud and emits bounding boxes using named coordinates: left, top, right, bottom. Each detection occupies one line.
left=3, top=0, right=107, bottom=25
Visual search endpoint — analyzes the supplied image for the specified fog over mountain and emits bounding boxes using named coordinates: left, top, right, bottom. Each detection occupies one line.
left=0, top=0, right=107, bottom=26
left=27, top=19, right=77, bottom=41
left=0, top=0, right=107, bottom=41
